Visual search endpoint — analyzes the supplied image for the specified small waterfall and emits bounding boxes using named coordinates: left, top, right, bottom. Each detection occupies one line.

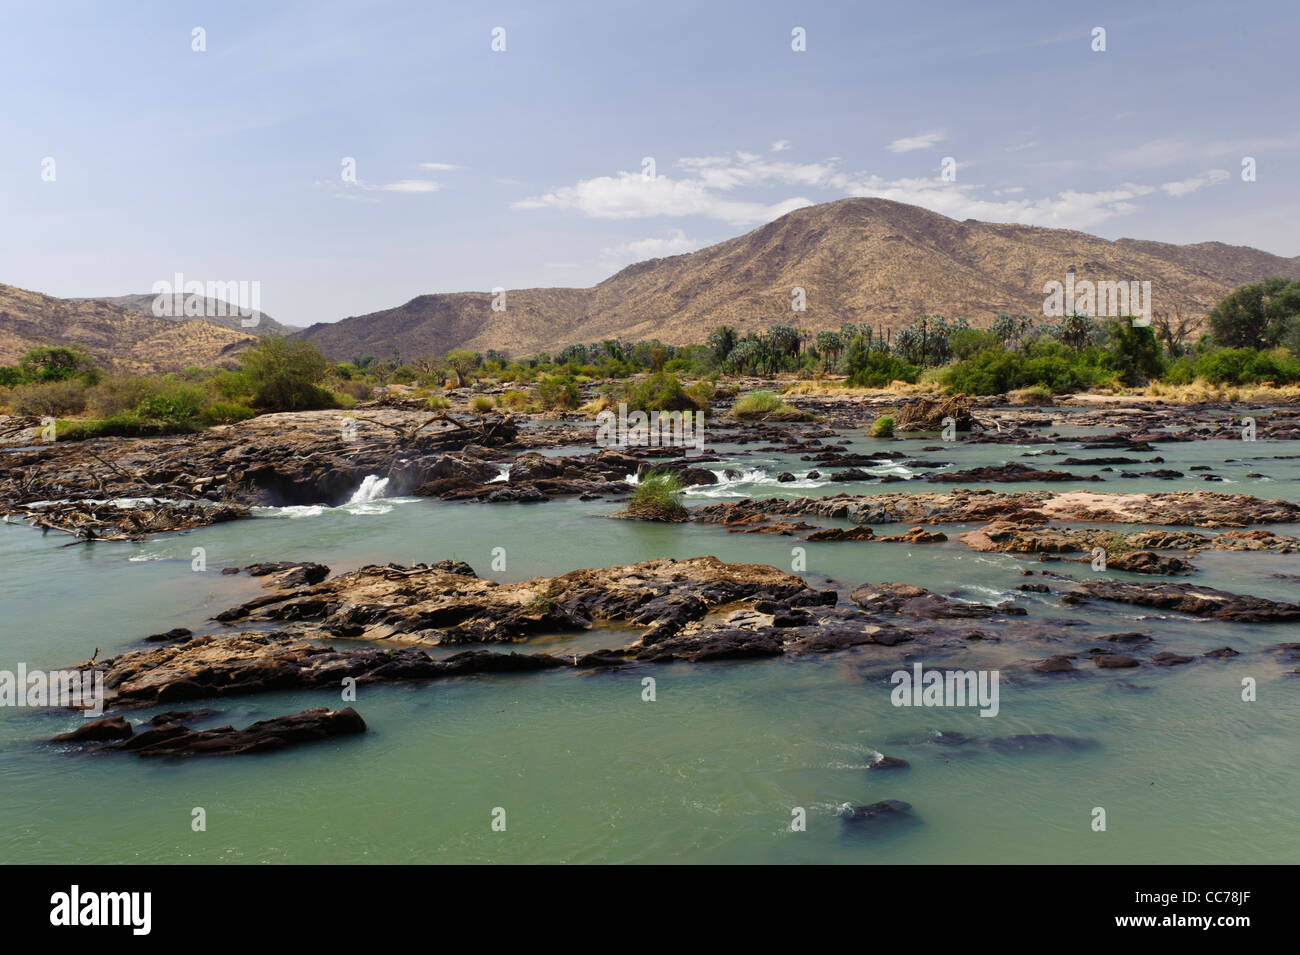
left=347, top=474, right=390, bottom=505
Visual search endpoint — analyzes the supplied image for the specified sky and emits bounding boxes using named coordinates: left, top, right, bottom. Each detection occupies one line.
left=1, top=0, right=1297, bottom=328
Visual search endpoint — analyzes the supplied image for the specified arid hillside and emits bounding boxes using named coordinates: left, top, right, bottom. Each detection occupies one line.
left=0, top=284, right=256, bottom=373
left=295, top=197, right=1300, bottom=359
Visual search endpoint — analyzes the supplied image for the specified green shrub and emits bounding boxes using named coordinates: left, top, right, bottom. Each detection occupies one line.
left=202, top=402, right=257, bottom=425
left=538, top=375, right=579, bottom=411
left=846, top=351, right=919, bottom=387
left=55, top=413, right=197, bottom=441
left=240, top=336, right=334, bottom=411
left=731, top=390, right=811, bottom=421
left=469, top=395, right=494, bottom=413
left=870, top=415, right=895, bottom=438
left=620, top=372, right=697, bottom=412
left=135, top=383, right=205, bottom=424
left=625, top=471, right=687, bottom=521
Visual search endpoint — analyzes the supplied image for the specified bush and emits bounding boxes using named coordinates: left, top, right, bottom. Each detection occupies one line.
left=870, top=415, right=895, bottom=438
left=55, top=413, right=197, bottom=441
left=731, top=390, right=783, bottom=419
left=426, top=395, right=451, bottom=411
left=731, top=390, right=811, bottom=421
left=620, top=372, right=697, bottom=412
left=847, top=351, right=919, bottom=388
left=537, top=375, right=579, bottom=411
left=11, top=380, right=87, bottom=416
left=625, top=472, right=687, bottom=521
left=86, top=375, right=160, bottom=417
left=684, top=379, right=715, bottom=410
left=135, top=383, right=205, bottom=424
left=202, top=402, right=257, bottom=425
left=18, top=346, right=99, bottom=384
left=497, top=390, right=530, bottom=411
left=240, top=336, right=334, bottom=411
left=469, top=395, right=494, bottom=414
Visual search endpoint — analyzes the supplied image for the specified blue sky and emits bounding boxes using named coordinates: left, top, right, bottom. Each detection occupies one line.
left=2, top=0, right=1297, bottom=327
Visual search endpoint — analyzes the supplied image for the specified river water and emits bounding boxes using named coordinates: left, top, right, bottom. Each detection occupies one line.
left=2, top=419, right=1298, bottom=863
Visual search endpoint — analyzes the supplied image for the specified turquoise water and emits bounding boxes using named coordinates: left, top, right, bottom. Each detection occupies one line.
left=2, top=430, right=1299, bottom=863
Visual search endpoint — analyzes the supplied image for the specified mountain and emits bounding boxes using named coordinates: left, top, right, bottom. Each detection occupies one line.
left=295, top=197, right=1300, bottom=360
left=0, top=284, right=256, bottom=374
left=80, top=294, right=300, bottom=337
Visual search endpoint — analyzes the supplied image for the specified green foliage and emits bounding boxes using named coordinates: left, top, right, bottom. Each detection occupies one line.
left=240, top=336, right=334, bottom=411
left=626, top=471, right=687, bottom=521
left=202, top=402, right=257, bottom=425
left=1192, top=347, right=1300, bottom=385
left=55, top=413, right=197, bottom=441
left=846, top=349, right=919, bottom=387
left=1208, top=278, right=1300, bottom=350
left=537, top=375, right=579, bottom=411
left=135, top=382, right=205, bottom=424
left=870, top=415, right=895, bottom=438
left=620, top=372, right=698, bottom=412
left=1106, top=320, right=1163, bottom=385
left=444, top=349, right=480, bottom=387
left=18, top=346, right=100, bottom=384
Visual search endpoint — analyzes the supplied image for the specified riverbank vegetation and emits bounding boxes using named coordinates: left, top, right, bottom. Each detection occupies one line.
left=3, top=279, right=1298, bottom=439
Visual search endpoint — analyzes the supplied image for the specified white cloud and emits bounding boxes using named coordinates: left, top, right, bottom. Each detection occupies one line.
left=770, top=140, right=791, bottom=152
left=888, top=131, right=946, bottom=153
left=380, top=179, right=440, bottom=193
left=602, top=229, right=706, bottom=262
left=1160, top=169, right=1231, bottom=197
left=514, top=169, right=813, bottom=226
left=515, top=148, right=1230, bottom=234
left=419, top=162, right=460, bottom=171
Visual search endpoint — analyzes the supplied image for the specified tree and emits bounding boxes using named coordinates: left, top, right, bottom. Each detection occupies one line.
left=816, top=331, right=843, bottom=371
left=444, top=349, right=480, bottom=387
left=707, top=326, right=737, bottom=363
left=1058, top=312, right=1096, bottom=351
left=240, top=336, right=332, bottom=411
left=767, top=323, right=800, bottom=360
left=18, top=346, right=99, bottom=383
left=1208, top=278, right=1300, bottom=350
left=1107, top=319, right=1162, bottom=385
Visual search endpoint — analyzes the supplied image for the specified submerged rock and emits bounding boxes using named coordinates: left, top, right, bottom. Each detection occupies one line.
left=111, top=707, right=366, bottom=757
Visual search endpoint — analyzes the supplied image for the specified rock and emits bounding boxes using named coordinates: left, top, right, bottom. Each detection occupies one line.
left=1094, top=654, right=1140, bottom=668
left=928, top=462, right=1098, bottom=483
left=867, top=754, right=909, bottom=770
left=1204, top=646, right=1240, bottom=658
left=112, top=707, right=366, bottom=757
left=839, top=799, right=915, bottom=823
left=52, top=716, right=133, bottom=742
left=144, top=628, right=192, bottom=644
left=223, top=561, right=330, bottom=589
left=805, top=526, right=875, bottom=541
left=880, top=526, right=948, bottom=543
left=1032, top=655, right=1077, bottom=673
left=850, top=582, right=1025, bottom=619
left=1151, top=652, right=1195, bottom=666
left=1077, top=580, right=1300, bottom=622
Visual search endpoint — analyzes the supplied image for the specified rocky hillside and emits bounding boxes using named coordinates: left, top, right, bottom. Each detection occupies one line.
left=0, top=284, right=255, bottom=373
left=296, top=197, right=1300, bottom=359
